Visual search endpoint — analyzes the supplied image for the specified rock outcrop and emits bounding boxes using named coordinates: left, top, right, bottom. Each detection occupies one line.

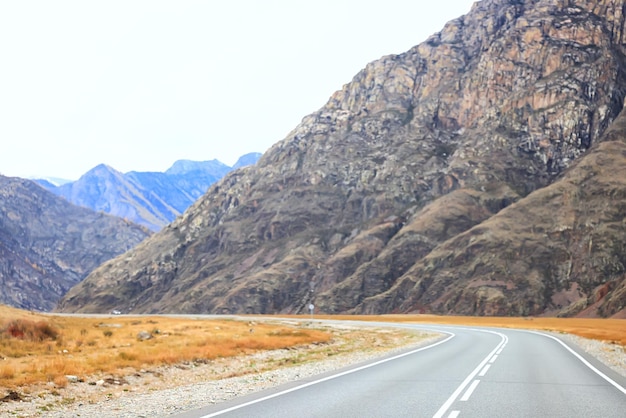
left=57, top=0, right=626, bottom=317
left=0, top=176, right=150, bottom=311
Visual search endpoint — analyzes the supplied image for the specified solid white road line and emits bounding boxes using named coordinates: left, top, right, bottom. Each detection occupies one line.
left=525, top=330, right=626, bottom=396
left=432, top=329, right=508, bottom=418
left=198, top=332, right=456, bottom=418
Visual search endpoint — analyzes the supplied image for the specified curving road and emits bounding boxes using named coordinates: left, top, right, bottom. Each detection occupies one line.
left=176, top=322, right=626, bottom=418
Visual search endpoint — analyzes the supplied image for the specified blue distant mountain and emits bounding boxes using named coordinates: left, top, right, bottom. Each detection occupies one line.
left=232, top=152, right=263, bottom=169
left=164, top=159, right=231, bottom=176
left=33, top=176, right=72, bottom=186
left=37, top=153, right=261, bottom=231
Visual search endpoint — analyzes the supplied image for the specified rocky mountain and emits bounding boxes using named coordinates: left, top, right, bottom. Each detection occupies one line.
left=0, top=175, right=150, bottom=311
left=57, top=0, right=626, bottom=318
left=38, top=154, right=261, bottom=231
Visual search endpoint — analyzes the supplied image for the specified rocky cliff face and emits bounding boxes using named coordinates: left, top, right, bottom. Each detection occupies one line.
left=0, top=176, right=150, bottom=311
left=57, top=0, right=626, bottom=318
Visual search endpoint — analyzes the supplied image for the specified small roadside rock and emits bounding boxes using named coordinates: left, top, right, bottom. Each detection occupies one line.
left=0, top=391, right=23, bottom=403
left=137, top=330, right=153, bottom=341
left=104, top=377, right=129, bottom=386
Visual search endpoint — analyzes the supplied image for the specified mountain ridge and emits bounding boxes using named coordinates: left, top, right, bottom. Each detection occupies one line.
left=38, top=153, right=261, bottom=231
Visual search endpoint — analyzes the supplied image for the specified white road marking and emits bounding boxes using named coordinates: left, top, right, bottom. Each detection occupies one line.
left=524, top=330, right=626, bottom=396
left=432, top=329, right=508, bottom=418
left=489, top=354, right=498, bottom=363
left=197, top=332, right=456, bottom=418
left=460, top=379, right=480, bottom=401
left=448, top=411, right=461, bottom=418
left=478, top=364, right=491, bottom=377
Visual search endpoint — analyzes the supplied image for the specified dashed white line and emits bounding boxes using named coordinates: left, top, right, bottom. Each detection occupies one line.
left=478, top=364, right=491, bottom=377
left=432, top=330, right=508, bottom=418
left=460, top=379, right=481, bottom=401
left=489, top=354, right=498, bottom=363
left=448, top=411, right=461, bottom=418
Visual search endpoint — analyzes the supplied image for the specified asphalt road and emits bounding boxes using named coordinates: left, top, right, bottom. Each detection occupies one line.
left=176, top=323, right=626, bottom=418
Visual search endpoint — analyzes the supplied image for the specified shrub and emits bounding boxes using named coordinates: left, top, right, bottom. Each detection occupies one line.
left=3, top=319, right=58, bottom=342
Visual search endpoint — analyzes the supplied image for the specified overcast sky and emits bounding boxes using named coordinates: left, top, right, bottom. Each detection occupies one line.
left=0, top=0, right=476, bottom=180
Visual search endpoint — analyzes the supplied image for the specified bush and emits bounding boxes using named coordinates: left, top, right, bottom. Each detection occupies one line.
left=3, top=319, right=58, bottom=342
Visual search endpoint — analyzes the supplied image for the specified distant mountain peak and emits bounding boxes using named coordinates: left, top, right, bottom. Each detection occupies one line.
left=165, top=159, right=230, bottom=176
left=232, top=152, right=263, bottom=169
left=81, top=163, right=123, bottom=178
left=37, top=153, right=262, bottom=232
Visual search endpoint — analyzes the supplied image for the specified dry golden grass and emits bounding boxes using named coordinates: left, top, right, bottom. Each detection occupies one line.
left=307, top=314, right=626, bottom=346
left=0, top=306, right=330, bottom=389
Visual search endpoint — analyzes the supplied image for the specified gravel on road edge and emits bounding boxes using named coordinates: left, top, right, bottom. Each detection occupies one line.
left=550, top=331, right=626, bottom=378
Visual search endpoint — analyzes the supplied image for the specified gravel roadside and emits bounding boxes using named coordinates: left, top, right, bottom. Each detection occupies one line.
left=551, top=332, right=626, bottom=378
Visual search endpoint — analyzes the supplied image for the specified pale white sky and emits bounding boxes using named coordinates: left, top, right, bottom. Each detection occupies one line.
left=0, top=0, right=476, bottom=180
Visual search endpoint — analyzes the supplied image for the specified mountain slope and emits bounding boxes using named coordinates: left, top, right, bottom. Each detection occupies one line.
left=0, top=176, right=150, bottom=311
left=343, top=109, right=626, bottom=318
left=57, top=0, right=626, bottom=317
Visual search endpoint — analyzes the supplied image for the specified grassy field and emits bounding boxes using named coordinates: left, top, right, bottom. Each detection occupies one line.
left=0, top=305, right=331, bottom=389
left=1, top=305, right=624, bottom=391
